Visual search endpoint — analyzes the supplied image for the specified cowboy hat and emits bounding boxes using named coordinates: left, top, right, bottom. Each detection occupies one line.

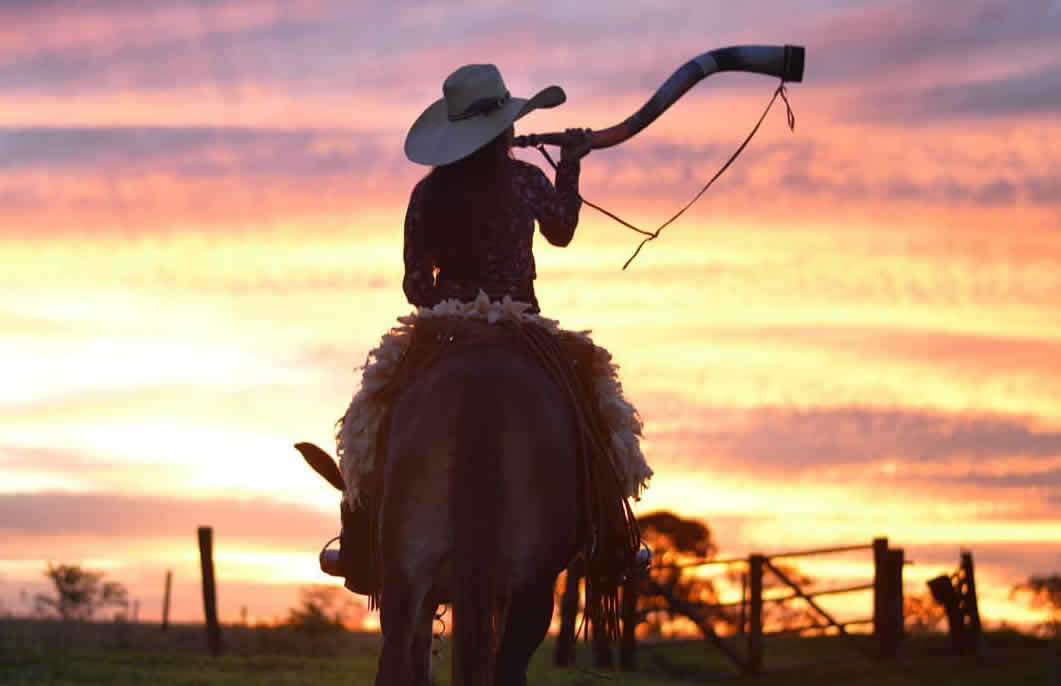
left=405, top=64, right=566, bottom=166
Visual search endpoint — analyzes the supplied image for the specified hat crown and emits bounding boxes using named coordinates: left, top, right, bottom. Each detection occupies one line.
left=443, top=64, right=508, bottom=119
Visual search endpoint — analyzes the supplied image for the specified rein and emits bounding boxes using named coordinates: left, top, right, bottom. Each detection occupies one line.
left=536, top=83, right=796, bottom=269
left=515, top=43, right=804, bottom=269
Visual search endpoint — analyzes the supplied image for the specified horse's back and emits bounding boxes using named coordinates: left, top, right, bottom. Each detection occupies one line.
left=381, top=342, right=579, bottom=595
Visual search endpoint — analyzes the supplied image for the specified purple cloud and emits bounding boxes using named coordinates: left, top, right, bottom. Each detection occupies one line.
left=809, top=0, right=1061, bottom=82
left=4, top=0, right=1056, bottom=106
left=0, top=491, right=335, bottom=545
left=645, top=403, right=1061, bottom=471
left=0, top=126, right=394, bottom=178
left=858, top=60, right=1061, bottom=121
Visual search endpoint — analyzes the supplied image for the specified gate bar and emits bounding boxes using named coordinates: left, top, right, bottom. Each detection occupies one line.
left=763, top=558, right=847, bottom=635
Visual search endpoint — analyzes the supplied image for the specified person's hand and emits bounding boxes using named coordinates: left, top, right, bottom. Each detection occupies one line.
left=560, top=128, right=592, bottom=162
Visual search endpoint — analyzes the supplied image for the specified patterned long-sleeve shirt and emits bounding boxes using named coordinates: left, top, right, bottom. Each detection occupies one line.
left=402, top=157, right=581, bottom=312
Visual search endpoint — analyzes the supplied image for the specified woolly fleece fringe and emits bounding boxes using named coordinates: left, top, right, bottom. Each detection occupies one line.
left=337, top=291, right=652, bottom=504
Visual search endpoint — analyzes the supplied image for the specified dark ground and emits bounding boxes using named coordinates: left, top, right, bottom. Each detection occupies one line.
left=1, top=619, right=1057, bottom=685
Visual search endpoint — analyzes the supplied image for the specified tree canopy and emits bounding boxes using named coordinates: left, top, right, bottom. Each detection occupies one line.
left=638, top=510, right=717, bottom=559
left=34, top=562, right=128, bottom=621
left=286, top=585, right=365, bottom=633
left=1012, top=574, right=1060, bottom=636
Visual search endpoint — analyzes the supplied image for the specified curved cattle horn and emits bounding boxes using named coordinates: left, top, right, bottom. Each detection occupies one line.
left=513, top=44, right=804, bottom=150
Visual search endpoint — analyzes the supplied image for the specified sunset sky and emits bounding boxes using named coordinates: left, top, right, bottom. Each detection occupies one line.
left=2, top=0, right=1059, bottom=631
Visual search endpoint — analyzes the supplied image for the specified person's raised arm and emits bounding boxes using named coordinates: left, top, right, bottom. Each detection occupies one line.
left=531, top=128, right=591, bottom=247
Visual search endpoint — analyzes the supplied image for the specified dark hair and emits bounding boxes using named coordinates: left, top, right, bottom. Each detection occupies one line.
left=418, top=126, right=514, bottom=280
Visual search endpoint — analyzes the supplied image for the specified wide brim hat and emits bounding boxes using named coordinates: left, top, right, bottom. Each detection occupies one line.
left=405, top=64, right=565, bottom=166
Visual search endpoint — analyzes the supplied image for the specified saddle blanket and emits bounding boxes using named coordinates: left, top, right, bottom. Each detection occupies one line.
left=337, top=291, right=652, bottom=505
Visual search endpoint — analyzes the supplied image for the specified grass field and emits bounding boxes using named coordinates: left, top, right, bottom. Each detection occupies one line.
left=1, top=619, right=1057, bottom=685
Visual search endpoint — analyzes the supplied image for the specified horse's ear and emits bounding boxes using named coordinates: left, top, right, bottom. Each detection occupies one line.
left=294, top=442, right=345, bottom=492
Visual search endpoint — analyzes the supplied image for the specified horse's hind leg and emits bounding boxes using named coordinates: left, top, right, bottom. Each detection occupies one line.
left=494, top=579, right=556, bottom=686
left=376, top=578, right=429, bottom=686
left=410, top=601, right=437, bottom=686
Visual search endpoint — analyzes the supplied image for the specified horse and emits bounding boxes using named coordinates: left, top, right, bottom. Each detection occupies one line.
left=301, top=341, right=579, bottom=685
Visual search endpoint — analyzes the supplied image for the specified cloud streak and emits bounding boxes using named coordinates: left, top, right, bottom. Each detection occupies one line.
left=0, top=126, right=392, bottom=177
left=3, top=119, right=1059, bottom=236
left=1, top=0, right=1059, bottom=237
left=861, top=60, right=1061, bottom=121
left=5, top=0, right=1059, bottom=116
left=0, top=491, right=334, bottom=546
left=809, top=0, right=1061, bottom=82
left=645, top=403, right=1061, bottom=473
left=701, top=324, right=1061, bottom=375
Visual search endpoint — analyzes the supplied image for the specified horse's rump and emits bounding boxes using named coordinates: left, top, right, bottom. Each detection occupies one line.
left=367, top=315, right=639, bottom=636
left=378, top=342, right=579, bottom=684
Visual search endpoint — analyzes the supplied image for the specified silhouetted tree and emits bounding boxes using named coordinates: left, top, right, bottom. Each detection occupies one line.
left=286, top=585, right=364, bottom=633
left=904, top=592, right=946, bottom=634
left=34, top=562, right=128, bottom=621
left=638, top=511, right=718, bottom=559
left=1011, top=574, right=1060, bottom=636
left=636, top=510, right=727, bottom=636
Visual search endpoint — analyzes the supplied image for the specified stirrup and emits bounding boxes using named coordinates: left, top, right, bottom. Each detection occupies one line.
left=319, top=535, right=343, bottom=577
left=636, top=540, right=653, bottom=572
left=622, top=540, right=653, bottom=582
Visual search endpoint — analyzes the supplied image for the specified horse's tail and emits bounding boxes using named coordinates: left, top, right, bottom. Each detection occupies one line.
left=451, top=377, right=507, bottom=686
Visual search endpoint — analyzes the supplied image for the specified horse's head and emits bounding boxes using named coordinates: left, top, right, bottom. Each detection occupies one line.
left=294, top=442, right=344, bottom=491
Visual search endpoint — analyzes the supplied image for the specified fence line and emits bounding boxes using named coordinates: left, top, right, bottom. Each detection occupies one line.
left=765, top=617, right=873, bottom=637
left=762, top=557, right=848, bottom=636
left=651, top=542, right=877, bottom=574
left=556, top=536, right=907, bottom=675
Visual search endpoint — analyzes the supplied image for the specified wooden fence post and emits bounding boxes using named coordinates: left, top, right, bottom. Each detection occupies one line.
left=554, top=563, right=581, bottom=666
left=872, top=537, right=891, bottom=657
left=928, top=551, right=982, bottom=657
left=959, top=551, right=980, bottom=653
left=747, top=554, right=764, bottom=676
left=873, top=544, right=904, bottom=659
left=929, top=573, right=966, bottom=652
left=620, top=578, right=638, bottom=671
left=161, top=570, right=172, bottom=632
left=959, top=551, right=983, bottom=656
left=738, top=571, right=747, bottom=638
left=198, top=526, right=223, bottom=656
